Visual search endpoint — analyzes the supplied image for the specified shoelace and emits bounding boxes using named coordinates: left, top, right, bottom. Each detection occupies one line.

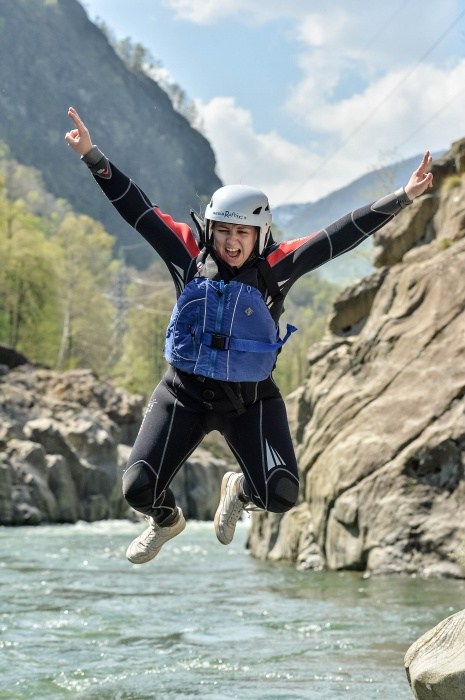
left=141, top=520, right=160, bottom=543
left=243, top=503, right=262, bottom=518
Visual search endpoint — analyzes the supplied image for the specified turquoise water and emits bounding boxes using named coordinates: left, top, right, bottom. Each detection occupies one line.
left=1, top=520, right=464, bottom=699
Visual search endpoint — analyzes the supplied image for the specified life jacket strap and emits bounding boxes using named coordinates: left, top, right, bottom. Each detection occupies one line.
left=202, top=323, right=297, bottom=354
left=219, top=381, right=246, bottom=415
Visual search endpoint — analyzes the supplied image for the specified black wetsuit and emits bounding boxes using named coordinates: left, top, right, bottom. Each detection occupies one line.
left=83, top=147, right=411, bottom=523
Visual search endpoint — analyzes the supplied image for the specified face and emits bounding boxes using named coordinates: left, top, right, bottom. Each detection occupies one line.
left=212, top=222, right=258, bottom=267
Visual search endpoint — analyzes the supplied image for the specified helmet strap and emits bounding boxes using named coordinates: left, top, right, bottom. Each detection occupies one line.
left=190, top=209, right=206, bottom=248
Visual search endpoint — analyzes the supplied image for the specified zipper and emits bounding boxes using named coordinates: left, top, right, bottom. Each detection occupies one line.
left=208, top=280, right=226, bottom=377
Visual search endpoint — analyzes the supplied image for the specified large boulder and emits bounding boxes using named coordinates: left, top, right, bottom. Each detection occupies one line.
left=0, top=366, right=141, bottom=524
left=405, top=608, right=465, bottom=699
left=171, top=448, right=235, bottom=520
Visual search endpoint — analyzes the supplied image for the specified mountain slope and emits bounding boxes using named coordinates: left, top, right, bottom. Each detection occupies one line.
left=0, top=0, right=221, bottom=266
left=273, top=154, right=426, bottom=235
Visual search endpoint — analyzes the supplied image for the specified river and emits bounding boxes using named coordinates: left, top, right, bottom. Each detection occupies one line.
left=1, top=520, right=463, bottom=699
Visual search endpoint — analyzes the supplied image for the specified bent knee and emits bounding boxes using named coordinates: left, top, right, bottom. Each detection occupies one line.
left=122, top=461, right=157, bottom=513
left=266, top=475, right=299, bottom=513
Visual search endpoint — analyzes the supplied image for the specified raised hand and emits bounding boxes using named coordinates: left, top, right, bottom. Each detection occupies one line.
left=404, top=151, right=434, bottom=201
left=64, top=106, right=93, bottom=156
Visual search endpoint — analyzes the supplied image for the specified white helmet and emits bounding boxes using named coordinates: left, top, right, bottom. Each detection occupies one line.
left=204, top=184, right=272, bottom=255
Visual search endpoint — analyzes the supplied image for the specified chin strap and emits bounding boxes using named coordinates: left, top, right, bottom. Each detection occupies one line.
left=190, top=209, right=206, bottom=248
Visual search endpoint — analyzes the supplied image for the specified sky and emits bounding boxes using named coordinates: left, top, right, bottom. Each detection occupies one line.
left=81, top=0, right=465, bottom=207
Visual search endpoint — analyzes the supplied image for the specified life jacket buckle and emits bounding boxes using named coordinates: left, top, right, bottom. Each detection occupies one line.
left=211, top=334, right=230, bottom=350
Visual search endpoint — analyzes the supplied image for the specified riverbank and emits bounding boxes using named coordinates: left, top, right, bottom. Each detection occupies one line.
left=0, top=357, right=233, bottom=525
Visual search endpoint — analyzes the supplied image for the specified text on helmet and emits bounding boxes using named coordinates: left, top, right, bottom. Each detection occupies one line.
left=212, top=210, right=247, bottom=220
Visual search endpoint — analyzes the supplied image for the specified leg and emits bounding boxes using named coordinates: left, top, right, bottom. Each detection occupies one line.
left=123, top=376, right=206, bottom=524
left=215, top=395, right=299, bottom=544
left=225, top=395, right=299, bottom=511
left=123, top=376, right=205, bottom=564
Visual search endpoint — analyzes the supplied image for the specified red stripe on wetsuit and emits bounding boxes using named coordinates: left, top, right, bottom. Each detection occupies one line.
left=155, top=209, right=200, bottom=259
left=266, top=232, right=320, bottom=267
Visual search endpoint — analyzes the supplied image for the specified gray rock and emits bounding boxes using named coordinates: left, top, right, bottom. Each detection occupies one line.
left=171, top=447, right=233, bottom=520
left=7, top=439, right=59, bottom=524
left=248, top=137, right=465, bottom=578
left=0, top=366, right=233, bottom=525
left=405, top=608, right=465, bottom=699
left=46, top=454, right=81, bottom=522
left=0, top=461, right=13, bottom=523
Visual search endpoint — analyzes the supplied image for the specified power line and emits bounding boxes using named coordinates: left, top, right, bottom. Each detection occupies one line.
left=236, top=3, right=413, bottom=191
left=359, top=0, right=411, bottom=53
left=395, top=85, right=465, bottom=150
left=282, top=6, right=465, bottom=203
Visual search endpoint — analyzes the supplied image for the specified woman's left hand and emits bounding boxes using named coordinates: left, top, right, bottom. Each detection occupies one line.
left=404, top=151, right=434, bottom=201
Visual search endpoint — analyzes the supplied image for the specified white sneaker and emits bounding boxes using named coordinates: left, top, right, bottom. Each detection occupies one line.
left=126, top=507, right=186, bottom=564
left=214, top=472, right=246, bottom=545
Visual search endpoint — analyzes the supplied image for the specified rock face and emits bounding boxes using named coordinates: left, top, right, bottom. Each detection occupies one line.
left=0, top=363, right=232, bottom=525
left=405, top=608, right=465, bottom=699
left=247, top=138, right=465, bottom=578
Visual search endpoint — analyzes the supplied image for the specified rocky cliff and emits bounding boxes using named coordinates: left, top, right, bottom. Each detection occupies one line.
left=0, top=350, right=232, bottom=525
left=247, top=138, right=465, bottom=578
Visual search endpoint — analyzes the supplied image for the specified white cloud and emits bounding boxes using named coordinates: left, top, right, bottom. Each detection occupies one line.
left=296, top=10, right=350, bottom=49
left=198, top=54, right=465, bottom=207
left=288, top=58, right=465, bottom=155
left=163, top=0, right=305, bottom=24
left=162, top=0, right=245, bottom=24
left=166, top=0, right=465, bottom=206
left=197, top=96, right=359, bottom=206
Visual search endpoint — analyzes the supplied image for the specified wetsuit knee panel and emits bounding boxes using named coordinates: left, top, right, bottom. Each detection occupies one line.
left=267, top=474, right=299, bottom=513
left=122, top=461, right=157, bottom=512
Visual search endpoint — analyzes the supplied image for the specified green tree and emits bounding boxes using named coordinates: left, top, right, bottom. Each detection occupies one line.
left=273, top=273, right=340, bottom=395
left=0, top=177, right=60, bottom=362
left=51, top=213, right=118, bottom=372
left=111, top=262, right=173, bottom=395
left=0, top=153, right=124, bottom=375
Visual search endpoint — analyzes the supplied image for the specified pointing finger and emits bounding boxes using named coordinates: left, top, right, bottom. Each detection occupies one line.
left=68, top=106, right=84, bottom=130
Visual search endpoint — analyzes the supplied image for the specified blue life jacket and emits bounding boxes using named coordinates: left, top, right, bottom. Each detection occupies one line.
left=164, top=277, right=297, bottom=382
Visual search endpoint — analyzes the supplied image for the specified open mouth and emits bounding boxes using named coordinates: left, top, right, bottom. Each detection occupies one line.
left=225, top=247, right=241, bottom=259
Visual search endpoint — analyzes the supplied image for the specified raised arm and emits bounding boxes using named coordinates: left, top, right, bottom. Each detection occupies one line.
left=266, top=152, right=434, bottom=290
left=64, top=107, right=200, bottom=295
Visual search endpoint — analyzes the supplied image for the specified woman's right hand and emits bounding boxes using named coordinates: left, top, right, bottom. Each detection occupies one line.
left=64, top=106, right=93, bottom=156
